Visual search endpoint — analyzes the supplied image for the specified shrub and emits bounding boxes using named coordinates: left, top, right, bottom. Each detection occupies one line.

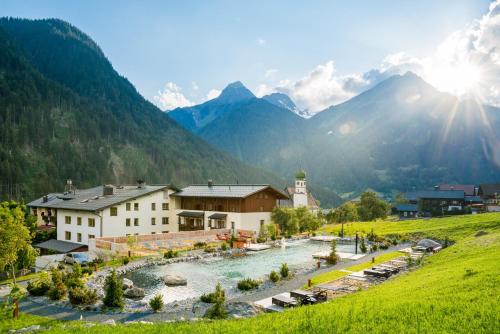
left=82, top=267, right=93, bottom=276
left=327, top=239, right=339, bottom=265
left=164, top=250, right=178, bottom=259
left=204, top=246, right=216, bottom=253
left=269, top=271, right=280, bottom=283
left=360, top=236, right=367, bottom=254
left=64, top=276, right=84, bottom=289
left=122, top=257, right=130, bottom=265
left=204, top=283, right=227, bottom=319
left=103, top=269, right=124, bottom=309
left=201, top=282, right=225, bottom=303
left=220, top=242, right=228, bottom=251
left=48, top=268, right=67, bottom=300
left=256, top=236, right=266, bottom=243
left=27, top=272, right=51, bottom=296
left=280, top=263, right=289, bottom=278
left=370, top=243, right=379, bottom=252
left=379, top=241, right=391, bottom=250
left=149, top=294, right=164, bottom=312
left=194, top=241, right=207, bottom=249
left=72, top=264, right=83, bottom=278
left=68, top=287, right=98, bottom=306
left=237, top=278, right=260, bottom=291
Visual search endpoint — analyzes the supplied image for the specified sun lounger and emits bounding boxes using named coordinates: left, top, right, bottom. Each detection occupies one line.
left=272, top=295, right=298, bottom=308
left=372, top=265, right=398, bottom=274
left=290, top=289, right=325, bottom=304
left=363, top=269, right=391, bottom=278
left=377, top=264, right=400, bottom=273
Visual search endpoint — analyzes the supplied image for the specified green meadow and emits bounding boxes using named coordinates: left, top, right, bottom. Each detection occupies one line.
left=2, top=213, right=499, bottom=333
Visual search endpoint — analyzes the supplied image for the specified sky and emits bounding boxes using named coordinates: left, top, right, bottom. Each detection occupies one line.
left=1, top=0, right=498, bottom=114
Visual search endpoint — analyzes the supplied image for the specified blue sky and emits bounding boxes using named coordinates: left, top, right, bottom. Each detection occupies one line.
left=0, top=0, right=494, bottom=112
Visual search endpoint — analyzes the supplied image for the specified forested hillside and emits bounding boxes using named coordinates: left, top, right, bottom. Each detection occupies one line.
left=0, top=18, right=282, bottom=201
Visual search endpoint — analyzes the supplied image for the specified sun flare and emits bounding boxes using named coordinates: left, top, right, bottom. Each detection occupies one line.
left=430, top=61, right=482, bottom=96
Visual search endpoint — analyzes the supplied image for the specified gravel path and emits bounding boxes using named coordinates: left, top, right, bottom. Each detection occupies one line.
left=13, top=244, right=408, bottom=323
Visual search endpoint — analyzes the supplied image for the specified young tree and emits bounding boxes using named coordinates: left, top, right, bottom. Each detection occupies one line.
left=357, top=191, right=391, bottom=221
left=266, top=223, right=278, bottom=240
left=103, top=269, right=124, bottom=309
left=333, top=202, right=359, bottom=223
left=271, top=207, right=298, bottom=236
left=327, top=239, right=339, bottom=265
left=204, top=282, right=227, bottom=319
left=0, top=202, right=38, bottom=283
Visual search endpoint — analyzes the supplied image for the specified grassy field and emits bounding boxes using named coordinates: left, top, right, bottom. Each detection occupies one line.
left=1, top=213, right=499, bottom=333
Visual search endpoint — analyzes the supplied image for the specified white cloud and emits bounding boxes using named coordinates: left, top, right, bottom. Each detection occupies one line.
left=257, top=38, right=266, bottom=46
left=265, top=68, right=278, bottom=78
left=206, top=89, right=221, bottom=100
left=255, top=84, right=274, bottom=97
left=262, top=0, right=500, bottom=113
left=153, top=82, right=193, bottom=111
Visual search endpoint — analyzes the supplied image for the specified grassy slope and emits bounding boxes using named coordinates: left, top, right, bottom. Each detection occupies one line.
left=2, top=214, right=499, bottom=333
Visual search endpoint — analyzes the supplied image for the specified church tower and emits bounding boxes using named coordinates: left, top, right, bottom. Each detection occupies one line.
left=293, top=170, right=308, bottom=208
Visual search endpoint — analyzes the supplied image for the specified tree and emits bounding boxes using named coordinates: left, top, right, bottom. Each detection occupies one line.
left=295, top=206, right=321, bottom=233
left=271, top=207, right=298, bottom=236
left=103, top=269, right=124, bottom=309
left=204, top=282, right=227, bottom=319
left=326, top=209, right=335, bottom=224
left=0, top=201, right=38, bottom=283
left=149, top=294, right=164, bottom=312
left=395, top=193, right=409, bottom=204
left=360, top=235, right=368, bottom=253
left=266, top=223, right=278, bottom=240
left=333, top=202, right=359, bottom=224
left=357, top=191, right=391, bottom=221
left=327, top=239, right=339, bottom=264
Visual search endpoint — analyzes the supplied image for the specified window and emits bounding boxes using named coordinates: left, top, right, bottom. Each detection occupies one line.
left=259, top=206, right=264, bottom=212
left=65, top=216, right=71, bottom=224
left=88, top=218, right=96, bottom=227
left=77, top=233, right=82, bottom=242
left=162, top=231, right=169, bottom=234
left=126, top=218, right=131, bottom=227
left=151, top=203, right=156, bottom=211
left=126, top=203, right=131, bottom=211
left=88, top=234, right=95, bottom=239
left=134, top=233, right=139, bottom=236
left=151, top=217, right=156, bottom=225
left=110, top=207, right=118, bottom=216
left=162, top=217, right=169, bottom=225
left=134, top=203, right=139, bottom=211
left=264, top=194, right=268, bottom=199
left=65, top=231, right=71, bottom=240
left=208, top=204, right=213, bottom=211
left=77, top=217, right=82, bottom=226
left=33, top=209, right=38, bottom=216
left=134, top=218, right=139, bottom=226
left=152, top=232, right=156, bottom=235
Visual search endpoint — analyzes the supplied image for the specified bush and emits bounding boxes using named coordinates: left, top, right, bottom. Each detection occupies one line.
left=164, top=250, right=178, bottom=259
left=370, top=243, right=379, bottom=252
left=237, top=278, right=260, bottom=291
left=269, top=271, right=280, bottom=283
left=256, top=237, right=266, bottom=243
left=194, top=241, right=207, bottom=249
left=149, top=294, right=164, bottom=312
left=201, top=282, right=225, bottom=303
left=220, top=242, right=228, bottom=251
left=204, top=283, right=227, bottom=319
left=27, top=272, right=51, bottom=296
left=72, top=264, right=83, bottom=278
left=68, top=286, right=98, bottom=306
left=48, top=268, right=67, bottom=300
left=360, top=237, right=367, bottom=254
left=64, top=276, right=84, bottom=289
left=327, top=239, right=339, bottom=264
left=82, top=267, right=93, bottom=276
left=379, top=241, right=391, bottom=250
left=103, top=269, right=124, bottom=309
left=122, top=257, right=130, bottom=265
left=280, top=263, right=289, bottom=278
left=204, top=246, right=216, bottom=253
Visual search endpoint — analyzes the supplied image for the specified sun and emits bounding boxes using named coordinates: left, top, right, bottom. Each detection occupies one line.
left=430, top=61, right=482, bottom=96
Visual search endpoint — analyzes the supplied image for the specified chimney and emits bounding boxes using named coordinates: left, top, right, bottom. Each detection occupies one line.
left=137, top=179, right=145, bottom=188
left=103, top=185, right=114, bottom=196
left=42, top=195, right=48, bottom=203
left=208, top=179, right=213, bottom=188
left=434, top=185, right=439, bottom=191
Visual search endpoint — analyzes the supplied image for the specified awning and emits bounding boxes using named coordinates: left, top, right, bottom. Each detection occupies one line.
left=208, top=213, right=227, bottom=220
left=177, top=211, right=204, bottom=218
left=35, top=239, right=86, bottom=253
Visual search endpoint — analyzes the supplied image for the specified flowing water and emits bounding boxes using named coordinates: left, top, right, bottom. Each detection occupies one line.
left=125, top=239, right=357, bottom=303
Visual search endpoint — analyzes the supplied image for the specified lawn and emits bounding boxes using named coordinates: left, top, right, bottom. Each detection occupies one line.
left=2, top=213, right=499, bottom=333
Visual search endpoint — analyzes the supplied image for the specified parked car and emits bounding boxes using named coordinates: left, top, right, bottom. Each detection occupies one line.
left=63, top=252, right=89, bottom=266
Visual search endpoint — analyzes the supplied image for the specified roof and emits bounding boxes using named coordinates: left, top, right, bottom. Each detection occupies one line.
left=35, top=239, right=85, bottom=253
left=405, top=190, right=465, bottom=200
left=172, top=184, right=289, bottom=199
left=465, top=196, right=483, bottom=203
left=395, top=204, right=418, bottom=212
left=177, top=211, right=205, bottom=218
left=284, top=187, right=320, bottom=209
left=438, top=184, right=476, bottom=196
left=479, top=183, right=500, bottom=197
left=295, top=170, right=306, bottom=180
left=27, top=184, right=175, bottom=212
left=208, top=213, right=227, bottom=219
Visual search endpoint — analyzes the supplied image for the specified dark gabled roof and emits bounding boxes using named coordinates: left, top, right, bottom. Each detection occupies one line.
left=27, top=184, right=176, bottom=212
left=208, top=213, right=227, bottom=220
left=465, top=196, right=483, bottom=203
left=172, top=184, right=289, bottom=199
left=405, top=190, right=465, bottom=200
left=395, top=204, right=418, bottom=212
left=438, top=184, right=476, bottom=196
left=35, top=239, right=85, bottom=253
left=479, top=183, right=500, bottom=196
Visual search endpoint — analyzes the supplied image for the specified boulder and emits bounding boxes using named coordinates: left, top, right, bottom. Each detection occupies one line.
left=123, top=278, right=134, bottom=289
left=124, top=287, right=145, bottom=299
left=101, top=319, right=116, bottom=326
left=163, top=274, right=187, bottom=286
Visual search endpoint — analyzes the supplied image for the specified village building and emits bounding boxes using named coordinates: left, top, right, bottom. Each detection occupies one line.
left=478, top=183, right=500, bottom=212
left=279, top=170, right=320, bottom=213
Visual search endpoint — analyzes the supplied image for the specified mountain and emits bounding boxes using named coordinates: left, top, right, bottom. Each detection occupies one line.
left=263, top=93, right=311, bottom=118
left=174, top=71, right=500, bottom=198
left=0, top=18, right=283, bottom=200
left=217, top=81, right=255, bottom=103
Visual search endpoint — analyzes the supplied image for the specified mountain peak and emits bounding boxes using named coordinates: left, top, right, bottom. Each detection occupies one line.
left=218, top=81, right=255, bottom=103
left=263, top=92, right=312, bottom=118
